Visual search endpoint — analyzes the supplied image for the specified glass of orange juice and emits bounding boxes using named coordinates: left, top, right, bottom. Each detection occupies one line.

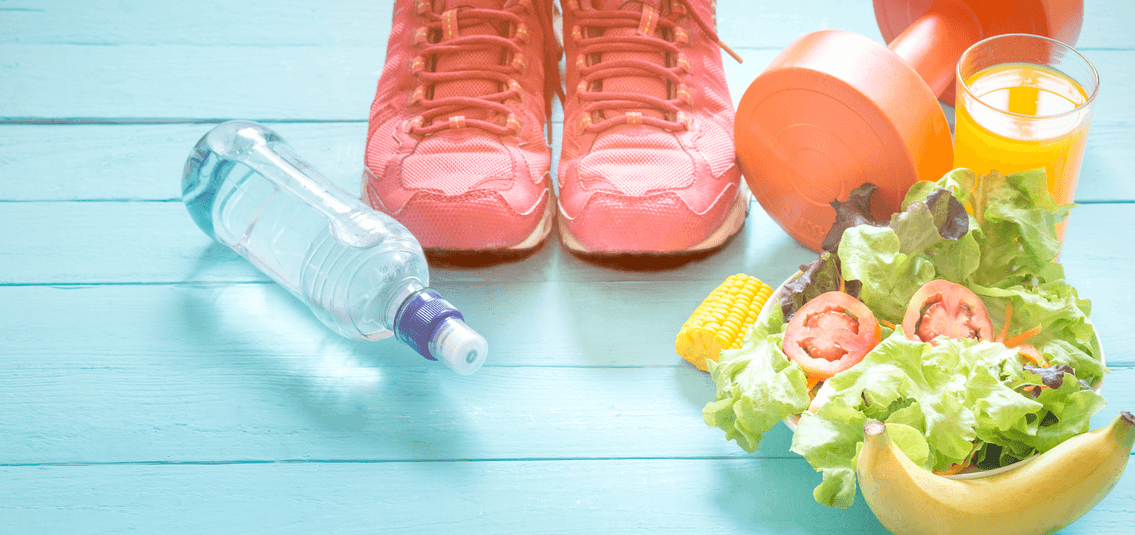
left=953, top=34, right=1098, bottom=242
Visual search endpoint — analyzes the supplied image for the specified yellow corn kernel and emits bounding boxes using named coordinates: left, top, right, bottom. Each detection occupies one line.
left=675, top=273, right=773, bottom=372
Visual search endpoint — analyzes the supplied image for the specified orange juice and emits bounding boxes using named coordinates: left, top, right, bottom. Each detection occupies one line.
left=953, top=62, right=1093, bottom=240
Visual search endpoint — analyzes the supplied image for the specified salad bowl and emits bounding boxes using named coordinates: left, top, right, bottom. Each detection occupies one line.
left=763, top=270, right=1106, bottom=480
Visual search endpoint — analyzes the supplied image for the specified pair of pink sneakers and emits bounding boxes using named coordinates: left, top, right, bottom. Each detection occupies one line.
left=364, top=0, right=746, bottom=257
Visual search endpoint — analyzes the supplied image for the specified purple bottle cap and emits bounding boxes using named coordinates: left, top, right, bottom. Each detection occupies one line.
left=394, top=289, right=487, bottom=375
left=394, top=289, right=461, bottom=362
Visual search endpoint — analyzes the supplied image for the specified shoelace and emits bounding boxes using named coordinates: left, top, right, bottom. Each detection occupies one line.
left=407, top=0, right=562, bottom=140
left=568, top=0, right=741, bottom=134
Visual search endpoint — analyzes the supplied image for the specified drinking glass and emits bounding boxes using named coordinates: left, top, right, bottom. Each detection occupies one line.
left=953, top=34, right=1098, bottom=242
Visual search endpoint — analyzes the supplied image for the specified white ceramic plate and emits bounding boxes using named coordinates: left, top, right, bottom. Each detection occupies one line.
left=763, top=271, right=1106, bottom=479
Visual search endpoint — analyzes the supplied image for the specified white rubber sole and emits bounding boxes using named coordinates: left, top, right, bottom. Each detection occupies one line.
left=363, top=170, right=556, bottom=258
left=557, top=182, right=751, bottom=256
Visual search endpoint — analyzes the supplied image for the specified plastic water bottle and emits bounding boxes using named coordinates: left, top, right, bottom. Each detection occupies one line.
left=181, top=120, right=487, bottom=375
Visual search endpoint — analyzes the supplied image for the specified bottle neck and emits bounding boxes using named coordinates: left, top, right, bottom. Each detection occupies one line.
left=385, top=280, right=425, bottom=331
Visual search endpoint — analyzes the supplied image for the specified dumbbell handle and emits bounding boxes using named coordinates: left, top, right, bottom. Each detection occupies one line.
left=886, top=0, right=982, bottom=102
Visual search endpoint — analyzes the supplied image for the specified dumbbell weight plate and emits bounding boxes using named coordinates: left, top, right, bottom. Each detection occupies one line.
left=735, top=30, right=952, bottom=253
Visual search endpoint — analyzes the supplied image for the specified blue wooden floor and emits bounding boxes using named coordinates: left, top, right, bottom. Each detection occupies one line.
left=2, top=1, right=1133, bottom=533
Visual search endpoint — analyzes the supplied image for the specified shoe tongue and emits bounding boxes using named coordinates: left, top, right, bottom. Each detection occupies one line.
left=431, top=0, right=511, bottom=124
left=589, top=0, right=669, bottom=121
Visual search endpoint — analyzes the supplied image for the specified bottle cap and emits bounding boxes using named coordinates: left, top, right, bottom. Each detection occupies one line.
left=394, top=289, right=487, bottom=375
left=430, top=316, right=488, bottom=376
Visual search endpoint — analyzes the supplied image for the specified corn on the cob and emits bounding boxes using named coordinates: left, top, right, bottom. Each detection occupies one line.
left=675, top=273, right=773, bottom=372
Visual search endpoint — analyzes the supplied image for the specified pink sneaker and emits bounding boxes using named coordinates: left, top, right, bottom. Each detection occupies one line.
left=363, top=0, right=561, bottom=255
left=557, top=0, right=747, bottom=255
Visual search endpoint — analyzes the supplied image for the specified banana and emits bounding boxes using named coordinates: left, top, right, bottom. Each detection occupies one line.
left=856, top=412, right=1135, bottom=535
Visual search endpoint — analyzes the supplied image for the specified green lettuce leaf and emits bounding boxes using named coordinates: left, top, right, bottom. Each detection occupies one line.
left=989, top=368, right=1106, bottom=453
left=790, top=398, right=866, bottom=509
left=837, top=225, right=935, bottom=323
left=910, top=168, right=1074, bottom=289
left=702, top=308, right=811, bottom=453
left=790, top=330, right=1100, bottom=504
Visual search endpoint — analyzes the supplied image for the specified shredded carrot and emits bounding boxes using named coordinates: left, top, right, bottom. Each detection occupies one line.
left=806, top=376, right=820, bottom=391
left=1005, top=324, right=1042, bottom=348
left=880, top=319, right=896, bottom=330
left=933, top=462, right=968, bottom=476
left=1016, top=344, right=1050, bottom=367
left=933, top=450, right=977, bottom=476
left=996, top=302, right=1014, bottom=343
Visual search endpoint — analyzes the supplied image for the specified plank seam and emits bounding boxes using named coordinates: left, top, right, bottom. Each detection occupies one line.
left=0, top=456, right=807, bottom=467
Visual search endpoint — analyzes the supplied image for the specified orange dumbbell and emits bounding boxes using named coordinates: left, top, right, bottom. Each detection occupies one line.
left=735, top=0, right=1083, bottom=252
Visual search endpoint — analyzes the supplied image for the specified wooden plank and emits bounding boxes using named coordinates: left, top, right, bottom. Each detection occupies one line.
left=2, top=121, right=1133, bottom=202
left=0, top=200, right=1128, bottom=288
left=0, top=121, right=569, bottom=202
left=1, top=457, right=1132, bottom=534
left=4, top=0, right=1131, bottom=50
left=0, top=198, right=818, bottom=285
left=0, top=123, right=368, bottom=201
left=0, top=313, right=1130, bottom=464
left=0, top=362, right=789, bottom=464
left=3, top=43, right=1132, bottom=123
left=0, top=44, right=385, bottom=121
left=0, top=0, right=391, bottom=47
left=0, top=281, right=748, bottom=368
left=0, top=272, right=1130, bottom=368
left=0, top=460, right=890, bottom=535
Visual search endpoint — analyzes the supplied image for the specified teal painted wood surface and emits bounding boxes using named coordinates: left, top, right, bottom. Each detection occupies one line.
left=2, top=1, right=1133, bottom=533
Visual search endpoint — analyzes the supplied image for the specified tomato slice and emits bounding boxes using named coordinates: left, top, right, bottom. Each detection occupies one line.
left=782, top=291, right=881, bottom=380
left=901, top=280, right=994, bottom=344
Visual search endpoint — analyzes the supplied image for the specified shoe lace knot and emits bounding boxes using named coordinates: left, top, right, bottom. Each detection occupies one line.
left=568, top=0, right=741, bottom=135
left=407, top=0, right=562, bottom=139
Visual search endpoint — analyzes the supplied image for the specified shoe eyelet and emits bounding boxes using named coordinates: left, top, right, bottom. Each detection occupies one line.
left=637, top=5, right=658, bottom=37
left=410, top=85, right=427, bottom=105
left=576, top=81, right=588, bottom=96
left=676, top=112, right=692, bottom=130
left=676, top=54, right=691, bottom=73
left=511, top=54, right=529, bottom=74
left=508, top=79, right=525, bottom=103
left=506, top=114, right=524, bottom=135
left=571, top=25, right=583, bottom=43
left=415, top=1, right=431, bottom=15
left=412, top=27, right=429, bottom=47
left=676, top=84, right=692, bottom=105
left=514, top=23, right=530, bottom=43
left=441, top=9, right=459, bottom=41
left=673, top=27, right=688, bottom=45
left=403, top=117, right=424, bottom=134
left=410, top=56, right=426, bottom=75
left=575, top=54, right=587, bottom=71
left=577, top=114, right=593, bottom=135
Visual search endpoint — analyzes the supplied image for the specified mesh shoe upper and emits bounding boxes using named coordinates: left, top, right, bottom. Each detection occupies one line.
left=558, top=0, right=743, bottom=254
left=364, top=0, right=560, bottom=252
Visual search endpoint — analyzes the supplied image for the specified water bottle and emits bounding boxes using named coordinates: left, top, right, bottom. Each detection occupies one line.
left=181, top=120, right=487, bottom=375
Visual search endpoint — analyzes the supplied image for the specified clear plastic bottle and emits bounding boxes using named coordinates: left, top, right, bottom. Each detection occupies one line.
left=181, top=120, right=486, bottom=375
